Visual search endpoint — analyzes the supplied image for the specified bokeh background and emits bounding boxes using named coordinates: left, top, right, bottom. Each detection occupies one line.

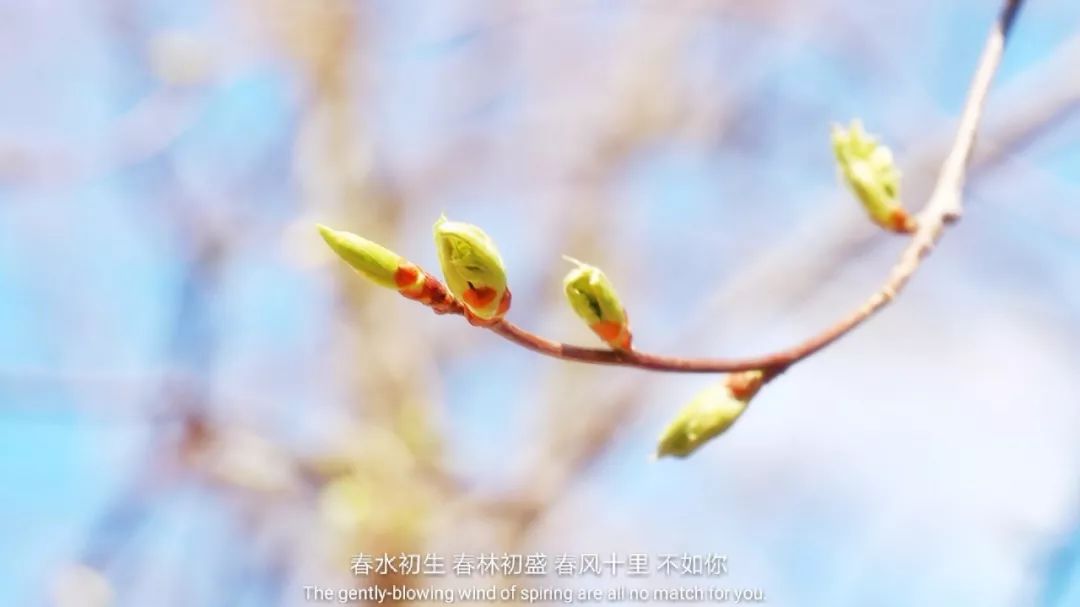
left=1, top=1, right=1079, bottom=606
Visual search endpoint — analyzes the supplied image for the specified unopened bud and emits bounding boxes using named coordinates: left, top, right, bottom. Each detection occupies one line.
left=433, top=216, right=510, bottom=323
left=656, top=370, right=765, bottom=459
left=318, top=224, right=401, bottom=288
left=832, top=120, right=915, bottom=233
left=562, top=256, right=632, bottom=350
left=318, top=224, right=457, bottom=314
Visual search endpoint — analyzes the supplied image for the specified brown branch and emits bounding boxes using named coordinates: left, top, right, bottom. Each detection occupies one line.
left=438, top=0, right=1023, bottom=378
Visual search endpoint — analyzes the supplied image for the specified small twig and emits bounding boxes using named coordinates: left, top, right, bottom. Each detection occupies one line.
left=933, top=0, right=1024, bottom=221
left=449, top=0, right=1023, bottom=379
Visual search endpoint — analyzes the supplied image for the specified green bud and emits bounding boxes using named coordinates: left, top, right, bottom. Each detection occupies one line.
left=562, top=256, right=632, bottom=350
left=831, top=120, right=915, bottom=233
left=656, top=370, right=765, bottom=459
left=317, top=224, right=403, bottom=289
left=433, top=215, right=510, bottom=321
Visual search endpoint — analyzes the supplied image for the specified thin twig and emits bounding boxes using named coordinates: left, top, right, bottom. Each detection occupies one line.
left=453, top=0, right=1024, bottom=378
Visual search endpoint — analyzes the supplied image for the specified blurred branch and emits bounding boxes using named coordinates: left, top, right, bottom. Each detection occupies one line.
left=0, top=88, right=205, bottom=187
left=502, top=388, right=648, bottom=542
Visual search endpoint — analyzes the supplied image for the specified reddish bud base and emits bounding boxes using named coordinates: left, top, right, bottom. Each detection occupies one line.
left=591, top=320, right=632, bottom=351
left=889, top=209, right=917, bottom=233
left=396, top=265, right=457, bottom=314
left=463, top=286, right=497, bottom=309
left=464, top=290, right=511, bottom=327
left=726, top=371, right=765, bottom=401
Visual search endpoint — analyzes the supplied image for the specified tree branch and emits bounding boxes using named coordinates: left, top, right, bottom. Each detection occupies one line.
left=464, top=0, right=1025, bottom=378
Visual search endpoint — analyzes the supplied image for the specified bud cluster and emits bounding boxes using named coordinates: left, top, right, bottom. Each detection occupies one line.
left=314, top=113, right=934, bottom=458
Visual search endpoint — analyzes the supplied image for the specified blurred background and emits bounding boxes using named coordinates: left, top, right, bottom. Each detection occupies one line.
left=1, top=1, right=1079, bottom=605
